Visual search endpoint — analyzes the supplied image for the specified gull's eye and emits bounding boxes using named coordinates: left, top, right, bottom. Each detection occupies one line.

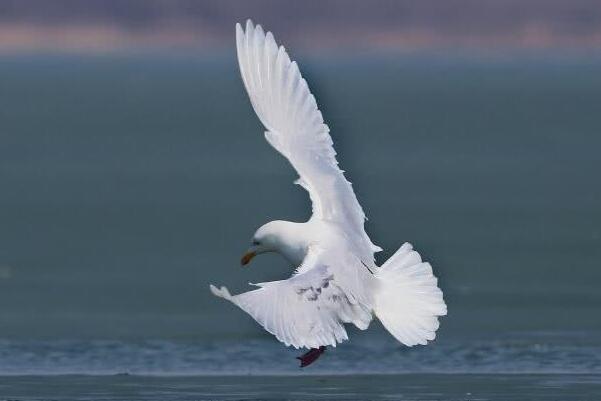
left=252, top=239, right=260, bottom=246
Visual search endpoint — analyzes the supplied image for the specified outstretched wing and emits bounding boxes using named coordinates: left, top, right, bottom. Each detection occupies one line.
left=236, top=20, right=381, bottom=261
left=210, top=248, right=374, bottom=349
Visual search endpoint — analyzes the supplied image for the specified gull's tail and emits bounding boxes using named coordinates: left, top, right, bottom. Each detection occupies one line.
left=373, top=243, right=447, bottom=346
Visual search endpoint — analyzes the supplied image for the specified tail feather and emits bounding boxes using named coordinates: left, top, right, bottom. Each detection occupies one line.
left=374, top=243, right=447, bottom=346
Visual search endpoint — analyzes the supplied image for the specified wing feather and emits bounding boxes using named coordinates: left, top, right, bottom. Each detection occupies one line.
left=210, top=248, right=372, bottom=349
left=236, top=20, right=381, bottom=262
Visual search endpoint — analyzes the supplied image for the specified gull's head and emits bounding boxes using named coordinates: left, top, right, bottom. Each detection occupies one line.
left=241, top=221, right=295, bottom=266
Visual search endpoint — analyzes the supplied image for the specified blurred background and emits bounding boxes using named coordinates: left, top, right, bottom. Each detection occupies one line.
left=0, top=0, right=600, bottom=376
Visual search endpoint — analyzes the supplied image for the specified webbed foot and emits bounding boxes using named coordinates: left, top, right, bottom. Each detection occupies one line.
left=296, top=346, right=326, bottom=367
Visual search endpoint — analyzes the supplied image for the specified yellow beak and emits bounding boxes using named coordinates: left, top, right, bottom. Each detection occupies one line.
left=241, top=251, right=256, bottom=266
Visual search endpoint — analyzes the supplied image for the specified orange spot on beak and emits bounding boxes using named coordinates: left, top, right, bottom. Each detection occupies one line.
left=241, top=251, right=256, bottom=266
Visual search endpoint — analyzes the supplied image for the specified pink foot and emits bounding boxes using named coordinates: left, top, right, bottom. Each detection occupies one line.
left=296, top=346, right=326, bottom=367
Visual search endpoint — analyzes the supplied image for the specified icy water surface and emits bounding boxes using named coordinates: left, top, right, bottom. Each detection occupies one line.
left=0, top=332, right=600, bottom=376
left=2, top=374, right=601, bottom=401
left=1, top=332, right=601, bottom=400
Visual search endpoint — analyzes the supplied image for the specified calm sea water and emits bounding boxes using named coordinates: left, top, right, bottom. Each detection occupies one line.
left=0, top=52, right=600, bottom=400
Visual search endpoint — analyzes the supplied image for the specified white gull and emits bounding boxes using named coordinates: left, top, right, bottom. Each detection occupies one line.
left=210, top=20, right=447, bottom=366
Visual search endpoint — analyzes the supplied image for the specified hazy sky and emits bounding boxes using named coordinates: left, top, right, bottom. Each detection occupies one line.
left=0, top=0, right=600, bottom=53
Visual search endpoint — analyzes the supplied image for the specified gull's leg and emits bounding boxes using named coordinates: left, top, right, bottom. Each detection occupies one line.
left=296, top=346, right=326, bottom=367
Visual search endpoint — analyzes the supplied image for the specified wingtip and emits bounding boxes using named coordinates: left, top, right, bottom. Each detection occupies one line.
left=209, top=284, right=219, bottom=296
left=265, top=30, right=275, bottom=45
left=209, top=284, right=232, bottom=300
left=236, top=22, right=244, bottom=35
left=237, top=20, right=268, bottom=42
left=235, top=23, right=244, bottom=42
left=245, top=19, right=254, bottom=32
left=255, top=23, right=264, bottom=37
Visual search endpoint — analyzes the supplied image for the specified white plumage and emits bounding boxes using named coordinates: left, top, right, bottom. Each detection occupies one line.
left=210, top=20, right=446, bottom=351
